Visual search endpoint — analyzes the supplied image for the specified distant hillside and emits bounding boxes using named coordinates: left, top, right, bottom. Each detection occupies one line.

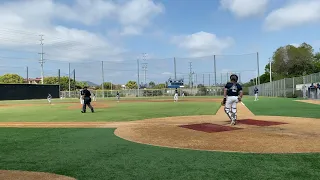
left=84, top=81, right=98, bottom=87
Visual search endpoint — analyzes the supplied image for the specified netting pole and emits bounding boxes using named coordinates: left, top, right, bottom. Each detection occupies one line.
left=26, top=66, right=29, bottom=84
left=68, top=63, right=71, bottom=98
left=58, top=69, right=60, bottom=96
left=73, top=69, right=76, bottom=97
left=208, top=74, right=210, bottom=86
left=257, top=52, right=260, bottom=84
left=102, top=61, right=105, bottom=98
left=214, top=55, right=216, bottom=86
left=137, top=59, right=140, bottom=97
left=293, top=77, right=295, bottom=96
left=202, top=74, right=204, bottom=85
left=174, top=57, right=177, bottom=79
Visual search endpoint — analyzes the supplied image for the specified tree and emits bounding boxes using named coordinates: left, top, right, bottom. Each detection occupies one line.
left=126, top=81, right=138, bottom=89
left=75, top=81, right=88, bottom=89
left=43, top=76, right=75, bottom=91
left=148, top=81, right=155, bottom=88
left=0, top=73, right=24, bottom=83
left=271, top=43, right=315, bottom=79
left=102, top=82, right=113, bottom=90
left=154, top=83, right=166, bottom=89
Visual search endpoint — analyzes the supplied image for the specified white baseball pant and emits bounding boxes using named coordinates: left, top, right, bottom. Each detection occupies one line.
left=174, top=93, right=178, bottom=101
left=224, top=96, right=239, bottom=121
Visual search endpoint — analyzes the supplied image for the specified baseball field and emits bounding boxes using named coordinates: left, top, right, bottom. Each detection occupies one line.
left=1, top=96, right=320, bottom=180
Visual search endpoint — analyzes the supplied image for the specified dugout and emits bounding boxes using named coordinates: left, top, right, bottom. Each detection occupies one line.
left=0, top=84, right=59, bottom=100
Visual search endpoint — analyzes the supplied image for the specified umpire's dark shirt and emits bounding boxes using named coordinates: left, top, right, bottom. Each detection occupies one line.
left=83, top=89, right=91, bottom=97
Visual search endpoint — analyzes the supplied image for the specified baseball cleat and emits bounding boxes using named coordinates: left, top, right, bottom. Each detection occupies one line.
left=231, top=120, right=236, bottom=125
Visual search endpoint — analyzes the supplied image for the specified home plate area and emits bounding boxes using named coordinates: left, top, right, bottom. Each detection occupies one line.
left=115, top=104, right=320, bottom=153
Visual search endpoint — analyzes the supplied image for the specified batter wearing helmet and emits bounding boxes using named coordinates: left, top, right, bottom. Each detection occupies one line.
left=222, top=74, right=243, bottom=125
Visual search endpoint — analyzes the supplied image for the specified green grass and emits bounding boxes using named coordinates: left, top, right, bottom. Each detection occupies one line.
left=243, top=97, right=320, bottom=118
left=1, top=128, right=320, bottom=180
left=0, top=100, right=220, bottom=122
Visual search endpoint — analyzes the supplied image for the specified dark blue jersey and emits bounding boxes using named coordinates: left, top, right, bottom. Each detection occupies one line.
left=225, top=82, right=242, bottom=96
left=117, top=92, right=119, bottom=96
left=254, top=88, right=258, bottom=94
left=175, top=89, right=178, bottom=94
left=82, top=89, right=91, bottom=97
left=80, top=90, right=84, bottom=95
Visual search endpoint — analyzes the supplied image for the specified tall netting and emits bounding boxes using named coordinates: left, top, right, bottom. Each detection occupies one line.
left=174, top=53, right=259, bottom=86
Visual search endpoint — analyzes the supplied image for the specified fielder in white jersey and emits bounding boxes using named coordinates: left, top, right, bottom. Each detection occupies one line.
left=92, top=93, right=96, bottom=101
left=174, top=88, right=178, bottom=102
left=254, top=87, right=259, bottom=101
left=47, top=93, right=52, bottom=104
left=222, top=74, right=243, bottom=126
left=80, top=89, right=84, bottom=104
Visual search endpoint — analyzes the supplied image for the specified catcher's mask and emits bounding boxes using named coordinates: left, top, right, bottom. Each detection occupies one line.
left=230, top=74, right=238, bottom=82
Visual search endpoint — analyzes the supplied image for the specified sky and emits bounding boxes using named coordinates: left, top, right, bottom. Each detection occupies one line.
left=0, top=0, right=320, bottom=85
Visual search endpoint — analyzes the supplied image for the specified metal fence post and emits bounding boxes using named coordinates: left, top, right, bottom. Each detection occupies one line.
left=293, top=77, right=295, bottom=96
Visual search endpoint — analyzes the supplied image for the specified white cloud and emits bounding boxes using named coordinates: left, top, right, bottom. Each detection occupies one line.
left=0, top=0, right=164, bottom=62
left=264, top=0, right=320, bottom=31
left=220, top=0, right=269, bottom=18
left=290, top=43, right=299, bottom=47
left=162, top=72, right=172, bottom=75
left=171, top=31, right=234, bottom=57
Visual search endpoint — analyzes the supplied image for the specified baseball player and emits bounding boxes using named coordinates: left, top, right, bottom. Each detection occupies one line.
left=92, top=92, right=96, bottom=101
left=254, top=86, right=259, bottom=101
left=221, top=74, right=243, bottom=125
left=116, top=91, right=120, bottom=102
left=80, top=89, right=84, bottom=104
left=47, top=93, right=52, bottom=104
left=181, top=91, right=185, bottom=97
left=174, top=88, right=178, bottom=102
left=81, top=86, right=94, bottom=113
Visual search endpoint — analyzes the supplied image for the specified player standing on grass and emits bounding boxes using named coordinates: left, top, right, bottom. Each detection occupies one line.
left=81, top=86, right=94, bottom=113
left=221, top=74, right=243, bottom=126
left=116, top=91, right=120, bottom=102
left=47, top=93, right=52, bottom=104
left=254, top=86, right=259, bottom=101
left=80, top=89, right=84, bottom=104
left=174, top=88, right=178, bottom=102
left=92, top=92, right=96, bottom=101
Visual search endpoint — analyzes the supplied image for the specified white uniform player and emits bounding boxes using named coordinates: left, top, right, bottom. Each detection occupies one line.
left=223, top=74, right=243, bottom=126
left=47, top=94, right=52, bottom=104
left=92, top=93, right=96, bottom=101
left=254, top=87, right=259, bottom=101
left=174, top=88, right=178, bottom=102
left=80, top=89, right=84, bottom=104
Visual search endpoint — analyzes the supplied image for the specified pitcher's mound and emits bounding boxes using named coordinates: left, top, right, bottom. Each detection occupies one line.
left=0, top=170, right=76, bottom=180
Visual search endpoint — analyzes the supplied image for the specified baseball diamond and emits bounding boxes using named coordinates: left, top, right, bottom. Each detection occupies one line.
left=1, top=96, right=320, bottom=180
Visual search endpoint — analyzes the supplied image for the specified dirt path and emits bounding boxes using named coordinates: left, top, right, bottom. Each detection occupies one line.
left=0, top=170, right=75, bottom=180
left=295, top=100, right=320, bottom=105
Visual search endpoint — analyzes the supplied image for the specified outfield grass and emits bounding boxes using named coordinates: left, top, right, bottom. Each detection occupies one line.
left=1, top=128, right=320, bottom=180
left=0, top=100, right=220, bottom=122
left=243, top=97, right=320, bottom=118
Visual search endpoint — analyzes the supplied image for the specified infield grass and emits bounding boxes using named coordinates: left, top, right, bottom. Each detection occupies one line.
left=0, top=98, right=220, bottom=122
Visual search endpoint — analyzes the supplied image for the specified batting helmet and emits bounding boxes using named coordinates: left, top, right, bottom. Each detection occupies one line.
left=230, top=74, right=238, bottom=82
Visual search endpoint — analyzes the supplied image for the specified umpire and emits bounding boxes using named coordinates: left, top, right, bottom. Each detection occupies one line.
left=81, top=86, right=94, bottom=113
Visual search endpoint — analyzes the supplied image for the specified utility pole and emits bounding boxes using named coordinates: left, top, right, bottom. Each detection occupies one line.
left=39, top=35, right=45, bottom=84
left=209, top=74, right=210, bottom=86
left=188, top=62, right=192, bottom=87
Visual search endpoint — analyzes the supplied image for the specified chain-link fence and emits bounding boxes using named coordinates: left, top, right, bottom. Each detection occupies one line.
left=249, top=72, right=320, bottom=98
